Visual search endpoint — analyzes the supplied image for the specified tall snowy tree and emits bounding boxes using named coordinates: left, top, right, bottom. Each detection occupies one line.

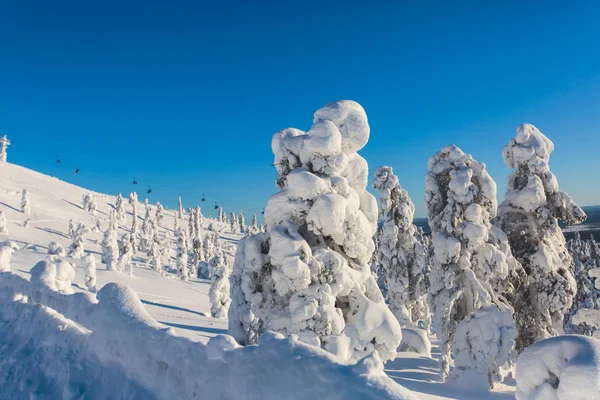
left=82, top=193, right=97, bottom=215
left=230, top=212, right=238, bottom=234
left=194, top=206, right=202, bottom=238
left=497, top=124, right=586, bottom=353
left=140, top=206, right=153, bottom=252
left=101, top=210, right=119, bottom=271
left=0, top=210, right=8, bottom=235
left=238, top=210, right=245, bottom=233
left=425, top=145, right=523, bottom=385
left=188, top=206, right=196, bottom=242
left=250, top=214, right=258, bottom=234
left=83, top=253, right=97, bottom=292
left=130, top=193, right=139, bottom=252
left=115, top=193, right=125, bottom=221
left=372, top=165, right=429, bottom=328
left=119, top=233, right=134, bottom=275
left=228, top=100, right=401, bottom=362
left=218, top=207, right=224, bottom=223
left=176, top=227, right=189, bottom=280
left=178, top=196, right=183, bottom=219
left=69, top=222, right=90, bottom=259
left=21, top=189, right=30, bottom=215
left=155, top=202, right=164, bottom=227
left=147, top=231, right=164, bottom=273
left=209, top=253, right=231, bottom=318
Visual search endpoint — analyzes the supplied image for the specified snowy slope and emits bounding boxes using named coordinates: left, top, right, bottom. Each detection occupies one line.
left=0, top=162, right=516, bottom=399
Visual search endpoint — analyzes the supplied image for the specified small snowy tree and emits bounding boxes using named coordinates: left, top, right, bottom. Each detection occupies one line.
left=0, top=210, right=8, bottom=235
left=203, top=232, right=215, bottom=261
left=209, top=254, right=231, bottom=318
left=228, top=100, right=401, bottom=362
left=115, top=193, right=125, bottom=221
left=372, top=165, right=429, bottom=328
left=250, top=214, right=258, bottom=234
left=425, top=145, right=522, bottom=384
left=155, top=202, right=164, bottom=227
left=82, top=192, right=97, bottom=215
left=238, top=210, right=245, bottom=233
left=0, top=241, right=19, bottom=272
left=230, top=212, right=238, bottom=233
left=55, top=259, right=75, bottom=294
left=21, top=189, right=30, bottom=215
left=69, top=222, right=90, bottom=259
left=140, top=206, right=153, bottom=252
left=47, top=241, right=66, bottom=257
left=188, top=207, right=196, bottom=241
left=147, top=231, right=164, bottom=273
left=118, top=233, right=134, bottom=275
left=194, top=206, right=202, bottom=238
left=178, top=196, right=183, bottom=218
left=68, top=219, right=75, bottom=237
left=83, top=253, right=97, bottom=292
left=176, top=227, right=189, bottom=280
left=218, top=207, right=224, bottom=223
left=101, top=210, right=119, bottom=271
left=497, top=124, right=587, bottom=353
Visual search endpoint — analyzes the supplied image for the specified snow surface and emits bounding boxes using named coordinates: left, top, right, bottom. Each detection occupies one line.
left=0, top=161, right=519, bottom=399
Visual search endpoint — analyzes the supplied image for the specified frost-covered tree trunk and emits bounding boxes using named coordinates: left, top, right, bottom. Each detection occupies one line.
left=176, top=227, right=189, bottom=280
left=178, top=196, right=183, bottom=219
left=21, top=189, right=30, bottom=215
left=155, top=202, right=164, bottom=227
left=565, top=232, right=600, bottom=335
left=209, top=254, right=231, bottom=318
left=119, top=233, right=134, bottom=275
left=115, top=193, right=125, bottom=221
left=101, top=210, right=119, bottom=271
left=83, top=253, right=97, bottom=292
left=228, top=100, right=401, bottom=362
left=497, top=124, right=586, bottom=353
left=69, top=222, right=89, bottom=259
left=372, top=165, right=429, bottom=328
left=425, top=145, right=523, bottom=385
left=0, top=210, right=8, bottom=235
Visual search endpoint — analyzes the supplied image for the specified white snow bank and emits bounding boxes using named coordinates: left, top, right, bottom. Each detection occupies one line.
left=515, top=335, right=600, bottom=400
left=0, top=270, right=415, bottom=400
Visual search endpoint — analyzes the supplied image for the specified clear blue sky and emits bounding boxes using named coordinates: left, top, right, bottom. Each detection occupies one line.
left=1, top=1, right=599, bottom=218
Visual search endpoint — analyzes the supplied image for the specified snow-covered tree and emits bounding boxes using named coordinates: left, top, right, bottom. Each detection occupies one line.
left=425, top=144, right=523, bottom=384
left=228, top=100, right=401, bottom=362
left=372, top=165, right=429, bottom=328
left=238, top=210, right=245, bottom=233
left=47, top=241, right=65, bottom=257
left=0, top=210, right=8, bottom=235
left=68, top=219, right=75, bottom=237
left=250, top=214, right=259, bottom=234
left=497, top=124, right=587, bottom=353
left=176, top=227, right=189, bottom=280
left=230, top=212, right=238, bottom=233
left=0, top=241, right=19, bottom=272
left=21, top=189, right=30, bottom=215
left=190, top=237, right=204, bottom=270
left=118, top=233, right=134, bottom=275
left=147, top=231, right=164, bottom=273
left=115, top=193, right=125, bottom=221
left=178, top=196, right=183, bottom=218
left=209, top=253, right=231, bottom=318
left=140, top=206, right=153, bottom=252
left=155, top=202, right=164, bottom=227
left=55, top=259, right=75, bottom=294
left=217, top=207, right=224, bottom=223
left=565, top=232, right=600, bottom=335
left=188, top=207, right=196, bottom=241
left=82, top=253, right=97, bottom=292
left=203, top=231, right=217, bottom=261
left=82, top=192, right=97, bottom=215
left=69, top=222, right=90, bottom=259
left=129, top=193, right=139, bottom=253
left=101, top=210, right=119, bottom=271
left=194, top=206, right=202, bottom=239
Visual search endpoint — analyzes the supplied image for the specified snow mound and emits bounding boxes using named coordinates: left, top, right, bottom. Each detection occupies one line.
left=515, top=335, right=600, bottom=400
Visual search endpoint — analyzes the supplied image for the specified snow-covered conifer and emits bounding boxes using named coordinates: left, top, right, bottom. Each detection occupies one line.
left=140, top=206, right=153, bottom=252
left=0, top=210, right=8, bottom=235
left=230, top=212, right=238, bottom=233
left=218, top=207, right=224, bottom=223
left=101, top=210, right=119, bottom=271
left=188, top=207, right=196, bottom=241
left=82, top=192, right=97, bottom=215
left=178, top=196, right=183, bottom=218
left=68, top=219, right=75, bottom=237
left=129, top=194, right=138, bottom=252
left=118, top=233, right=134, bottom=275
left=147, top=231, right=164, bottom=273
left=176, top=227, right=189, bottom=280
left=174, top=212, right=179, bottom=232
left=228, top=100, right=401, bottom=362
left=115, top=193, right=125, bottom=221
left=194, top=206, right=202, bottom=238
left=47, top=241, right=66, bottom=257
left=250, top=214, right=258, bottom=234
left=83, top=253, right=97, bottom=292
left=0, top=241, right=19, bottom=272
left=238, top=210, right=245, bottom=233
left=425, top=145, right=522, bottom=384
left=373, top=165, right=429, bottom=328
left=155, top=202, right=164, bottom=227
left=69, top=222, right=90, bottom=259
left=21, top=189, right=30, bottom=215
left=209, top=254, right=231, bottom=318
left=191, top=237, right=204, bottom=269
left=203, top=231, right=215, bottom=260
left=497, top=124, right=587, bottom=353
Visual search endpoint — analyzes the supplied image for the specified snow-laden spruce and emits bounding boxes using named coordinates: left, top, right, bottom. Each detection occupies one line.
left=118, top=233, right=134, bottom=275
left=129, top=192, right=139, bottom=251
left=0, top=241, right=19, bottom=272
left=228, top=100, right=401, bottom=362
left=230, top=212, right=238, bottom=233
left=140, top=206, right=153, bottom=252
left=0, top=210, right=8, bottom=235
left=69, top=222, right=90, bottom=259
left=155, top=202, right=164, bottom=227
left=176, top=227, right=189, bottom=280
left=565, top=232, right=600, bottom=335
left=82, top=192, right=97, bottom=215
left=209, top=253, right=231, bottom=318
left=101, top=210, right=120, bottom=271
left=425, top=144, right=523, bottom=385
left=115, top=193, right=125, bottom=221
left=178, top=196, right=183, bottom=218
left=372, top=165, right=429, bottom=328
left=21, top=189, right=30, bottom=215
left=497, top=124, right=587, bottom=353
left=47, top=241, right=65, bottom=257
left=83, top=253, right=97, bottom=292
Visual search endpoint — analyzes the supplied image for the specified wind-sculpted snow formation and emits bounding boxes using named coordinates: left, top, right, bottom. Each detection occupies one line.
left=228, top=100, right=402, bottom=362
left=0, top=266, right=415, bottom=400
left=498, top=124, right=586, bottom=353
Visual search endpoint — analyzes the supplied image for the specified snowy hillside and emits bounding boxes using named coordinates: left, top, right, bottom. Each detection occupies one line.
left=0, top=162, right=519, bottom=399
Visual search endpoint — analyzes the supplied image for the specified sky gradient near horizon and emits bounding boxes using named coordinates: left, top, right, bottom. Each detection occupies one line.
left=1, top=1, right=600, bottom=218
